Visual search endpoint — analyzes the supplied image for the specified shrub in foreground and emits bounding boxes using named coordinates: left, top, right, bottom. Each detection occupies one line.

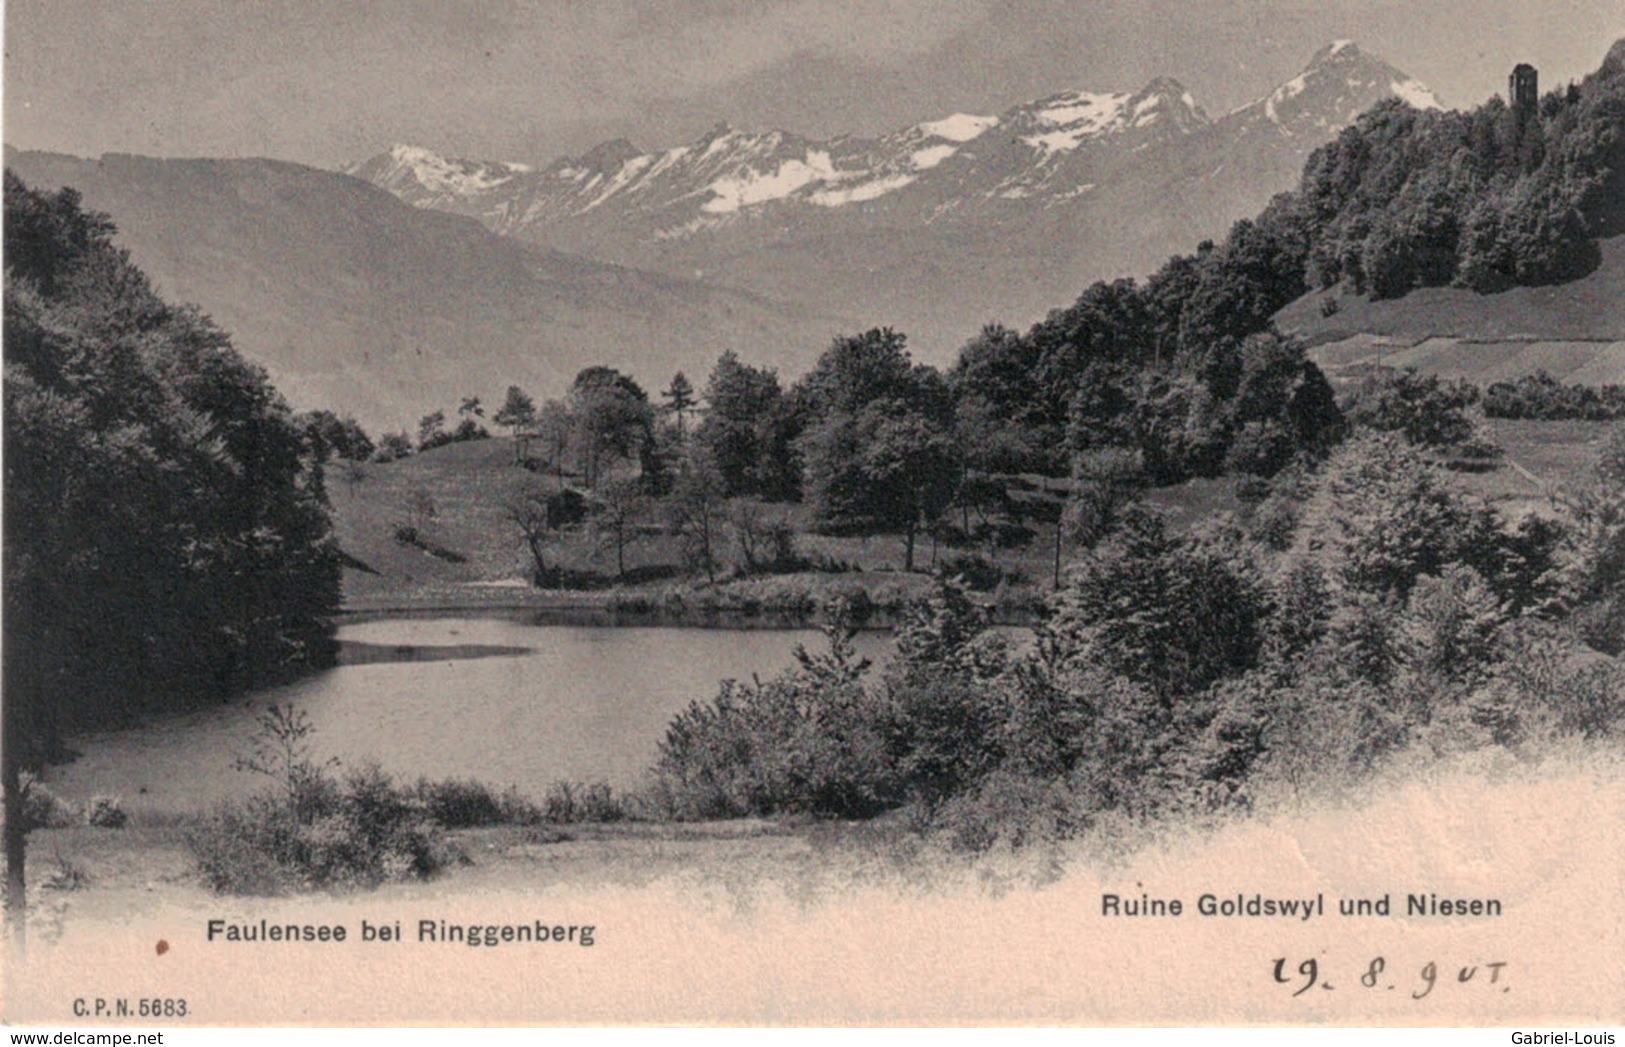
left=189, top=705, right=453, bottom=894
left=412, top=777, right=546, bottom=827
left=84, top=795, right=128, bottom=828
left=19, top=772, right=75, bottom=831
left=543, top=781, right=626, bottom=823
left=188, top=762, right=450, bottom=895
left=649, top=622, right=895, bottom=820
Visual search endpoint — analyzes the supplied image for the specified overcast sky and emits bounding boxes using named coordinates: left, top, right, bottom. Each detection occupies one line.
left=6, top=1, right=1622, bottom=168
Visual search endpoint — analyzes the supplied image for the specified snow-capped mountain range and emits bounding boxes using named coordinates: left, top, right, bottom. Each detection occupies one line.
left=353, top=72, right=1225, bottom=231
left=353, top=42, right=1436, bottom=235
left=350, top=42, right=1440, bottom=361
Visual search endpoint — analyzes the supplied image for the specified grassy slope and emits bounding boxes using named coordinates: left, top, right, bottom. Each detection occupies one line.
left=330, top=423, right=1610, bottom=611
left=1281, top=234, right=1625, bottom=342
left=332, top=439, right=1015, bottom=611
left=1281, top=234, right=1625, bottom=386
left=331, top=438, right=532, bottom=606
left=1472, top=418, right=1618, bottom=510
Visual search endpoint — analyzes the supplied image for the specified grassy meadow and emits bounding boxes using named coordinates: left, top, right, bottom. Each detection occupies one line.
left=329, top=419, right=1609, bottom=617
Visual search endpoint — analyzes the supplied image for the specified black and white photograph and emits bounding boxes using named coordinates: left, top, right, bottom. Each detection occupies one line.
left=2, top=0, right=1622, bottom=1030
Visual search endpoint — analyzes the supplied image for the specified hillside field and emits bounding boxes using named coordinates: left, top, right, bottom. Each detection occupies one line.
left=329, top=421, right=1611, bottom=613
left=1283, top=235, right=1625, bottom=387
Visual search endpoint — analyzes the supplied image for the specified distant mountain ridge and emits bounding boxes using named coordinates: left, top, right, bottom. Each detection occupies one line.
left=351, top=74, right=1217, bottom=230
left=351, top=42, right=1436, bottom=240
left=350, top=41, right=1444, bottom=357
left=0, top=42, right=1473, bottom=434
left=3, top=149, right=838, bottom=433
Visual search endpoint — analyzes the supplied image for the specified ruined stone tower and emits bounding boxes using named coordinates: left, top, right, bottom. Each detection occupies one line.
left=1510, top=63, right=1539, bottom=117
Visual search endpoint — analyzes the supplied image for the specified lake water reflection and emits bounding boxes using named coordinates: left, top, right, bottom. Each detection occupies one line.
left=48, top=617, right=895, bottom=816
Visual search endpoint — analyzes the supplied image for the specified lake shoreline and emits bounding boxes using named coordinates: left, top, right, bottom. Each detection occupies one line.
left=338, top=574, right=1043, bottom=629
left=40, top=618, right=907, bottom=817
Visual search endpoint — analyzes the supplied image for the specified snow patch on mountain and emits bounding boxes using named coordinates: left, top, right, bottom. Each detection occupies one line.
left=380, top=144, right=530, bottom=196
left=580, top=154, right=654, bottom=212
left=1038, top=91, right=1130, bottom=127
left=702, top=151, right=841, bottom=213
left=703, top=128, right=744, bottom=157
left=1024, top=91, right=1134, bottom=154
left=644, top=145, right=694, bottom=181
left=1265, top=73, right=1310, bottom=121
left=910, top=144, right=959, bottom=170
left=1391, top=77, right=1444, bottom=110
left=809, top=173, right=915, bottom=207
left=917, top=113, right=998, bottom=142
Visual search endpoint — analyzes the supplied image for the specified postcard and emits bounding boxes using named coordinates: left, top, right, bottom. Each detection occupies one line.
left=3, top=1, right=1622, bottom=1029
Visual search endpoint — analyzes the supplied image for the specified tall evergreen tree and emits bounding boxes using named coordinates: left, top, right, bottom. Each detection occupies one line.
left=661, top=371, right=696, bottom=441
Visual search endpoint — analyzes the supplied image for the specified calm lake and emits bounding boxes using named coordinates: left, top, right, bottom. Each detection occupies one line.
left=47, top=617, right=897, bottom=817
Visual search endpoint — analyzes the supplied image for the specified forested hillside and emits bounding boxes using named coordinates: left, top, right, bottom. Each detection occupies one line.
left=319, top=44, right=1625, bottom=621
left=1299, top=49, right=1623, bottom=298
left=943, top=39, right=1625, bottom=480
left=637, top=41, right=1625, bottom=838
left=3, top=174, right=341, bottom=754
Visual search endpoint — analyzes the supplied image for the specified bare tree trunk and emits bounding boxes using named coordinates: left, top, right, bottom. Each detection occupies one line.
left=527, top=538, right=547, bottom=587
left=1054, top=519, right=1063, bottom=589
left=705, top=511, right=717, bottom=586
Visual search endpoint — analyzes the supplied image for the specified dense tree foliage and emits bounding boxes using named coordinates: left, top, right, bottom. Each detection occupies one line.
left=1554, top=426, right=1625, bottom=654
left=793, top=330, right=963, bottom=567
left=693, top=351, right=794, bottom=499
left=649, top=429, right=1616, bottom=836
left=1483, top=372, right=1625, bottom=421
left=568, top=366, right=658, bottom=489
left=297, top=410, right=374, bottom=463
left=942, top=185, right=1339, bottom=483
left=1338, top=369, right=1480, bottom=448
left=949, top=323, right=1056, bottom=474
left=1046, top=509, right=1268, bottom=700
left=660, top=371, right=696, bottom=441
left=1302, top=49, right=1624, bottom=297
left=3, top=172, right=341, bottom=752
left=493, top=384, right=536, bottom=437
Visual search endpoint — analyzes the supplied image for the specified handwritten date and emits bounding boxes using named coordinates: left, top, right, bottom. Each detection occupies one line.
left=1273, top=955, right=1509, bottom=998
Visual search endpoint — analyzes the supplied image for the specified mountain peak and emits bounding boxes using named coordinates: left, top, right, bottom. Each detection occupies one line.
left=384, top=142, right=531, bottom=171
left=342, top=143, right=532, bottom=201
left=573, top=137, right=644, bottom=171
left=1130, top=76, right=1210, bottom=125
left=389, top=142, right=434, bottom=162
left=1141, top=75, right=1190, bottom=94
left=1310, top=39, right=1363, bottom=64
left=1235, top=42, right=1443, bottom=125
